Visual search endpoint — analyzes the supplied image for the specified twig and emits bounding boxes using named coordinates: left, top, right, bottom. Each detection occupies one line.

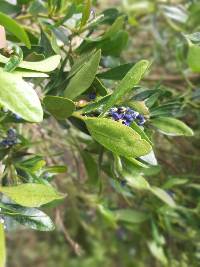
left=55, top=209, right=83, bottom=256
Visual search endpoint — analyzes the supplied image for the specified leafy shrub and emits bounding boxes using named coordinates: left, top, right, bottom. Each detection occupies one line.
left=0, top=1, right=199, bottom=267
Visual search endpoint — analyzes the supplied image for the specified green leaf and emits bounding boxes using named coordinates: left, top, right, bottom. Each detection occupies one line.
left=150, top=187, right=176, bottom=207
left=124, top=174, right=150, bottom=190
left=84, top=117, right=152, bottom=158
left=64, top=50, right=101, bottom=99
left=97, top=205, right=117, bottom=227
left=187, top=42, right=200, bottom=72
left=43, top=96, right=75, bottom=120
left=80, top=150, right=99, bottom=185
left=99, top=30, right=129, bottom=57
left=4, top=205, right=55, bottom=231
left=113, top=209, right=149, bottom=224
left=80, top=0, right=91, bottom=29
left=151, top=117, right=193, bottom=136
left=0, top=70, right=43, bottom=122
left=130, top=122, right=152, bottom=145
left=100, top=60, right=150, bottom=115
left=0, top=184, right=65, bottom=208
left=104, top=15, right=125, bottom=39
left=148, top=241, right=168, bottom=266
left=0, top=223, right=6, bottom=267
left=44, top=165, right=67, bottom=174
left=0, top=54, right=61, bottom=72
left=0, top=11, right=31, bottom=48
left=97, top=63, right=134, bottom=80
left=0, top=67, right=49, bottom=77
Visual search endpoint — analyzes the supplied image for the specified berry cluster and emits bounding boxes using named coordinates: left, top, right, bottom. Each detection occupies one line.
left=0, top=128, right=18, bottom=148
left=109, top=107, right=146, bottom=127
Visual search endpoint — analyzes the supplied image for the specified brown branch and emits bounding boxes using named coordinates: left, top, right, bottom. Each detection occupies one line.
left=55, top=209, right=83, bottom=256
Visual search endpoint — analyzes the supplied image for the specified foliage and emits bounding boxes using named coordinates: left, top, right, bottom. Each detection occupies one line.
left=0, top=0, right=199, bottom=267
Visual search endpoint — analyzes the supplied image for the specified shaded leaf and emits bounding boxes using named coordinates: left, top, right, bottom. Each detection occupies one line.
left=43, top=96, right=75, bottom=120
left=114, top=209, right=149, bottom=223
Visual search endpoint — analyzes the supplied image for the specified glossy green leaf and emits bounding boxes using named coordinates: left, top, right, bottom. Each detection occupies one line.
left=5, top=205, right=55, bottom=231
left=101, top=60, right=150, bottom=115
left=150, top=187, right=176, bottom=207
left=0, top=70, right=43, bottom=122
left=0, top=54, right=61, bottom=72
left=84, top=117, right=152, bottom=158
left=64, top=50, right=101, bottom=99
left=43, top=96, right=75, bottom=120
left=113, top=209, right=149, bottom=223
left=0, top=11, right=30, bottom=48
left=151, top=117, right=193, bottom=136
left=0, top=184, right=65, bottom=208
left=0, top=224, right=6, bottom=267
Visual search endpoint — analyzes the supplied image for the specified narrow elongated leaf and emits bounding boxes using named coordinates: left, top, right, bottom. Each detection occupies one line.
left=124, top=174, right=150, bottom=190
left=101, top=60, right=150, bottom=115
left=64, top=50, right=101, bottom=99
left=43, top=96, right=75, bottom=120
left=0, top=184, right=64, bottom=208
left=0, top=11, right=30, bottom=48
left=151, top=117, right=193, bottom=136
left=0, top=70, right=43, bottom=122
left=0, top=54, right=61, bottom=72
left=113, top=209, right=149, bottom=223
left=80, top=0, right=91, bottom=28
left=0, top=224, right=6, bottom=267
left=148, top=241, right=168, bottom=266
left=84, top=117, right=152, bottom=157
left=150, top=187, right=176, bottom=207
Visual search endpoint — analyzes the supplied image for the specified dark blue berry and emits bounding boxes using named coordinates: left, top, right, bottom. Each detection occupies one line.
left=124, top=114, right=134, bottom=121
left=88, top=92, right=96, bottom=100
left=112, top=112, right=123, bottom=121
left=7, top=128, right=16, bottom=138
left=120, top=180, right=127, bottom=187
left=1, top=139, right=9, bottom=147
